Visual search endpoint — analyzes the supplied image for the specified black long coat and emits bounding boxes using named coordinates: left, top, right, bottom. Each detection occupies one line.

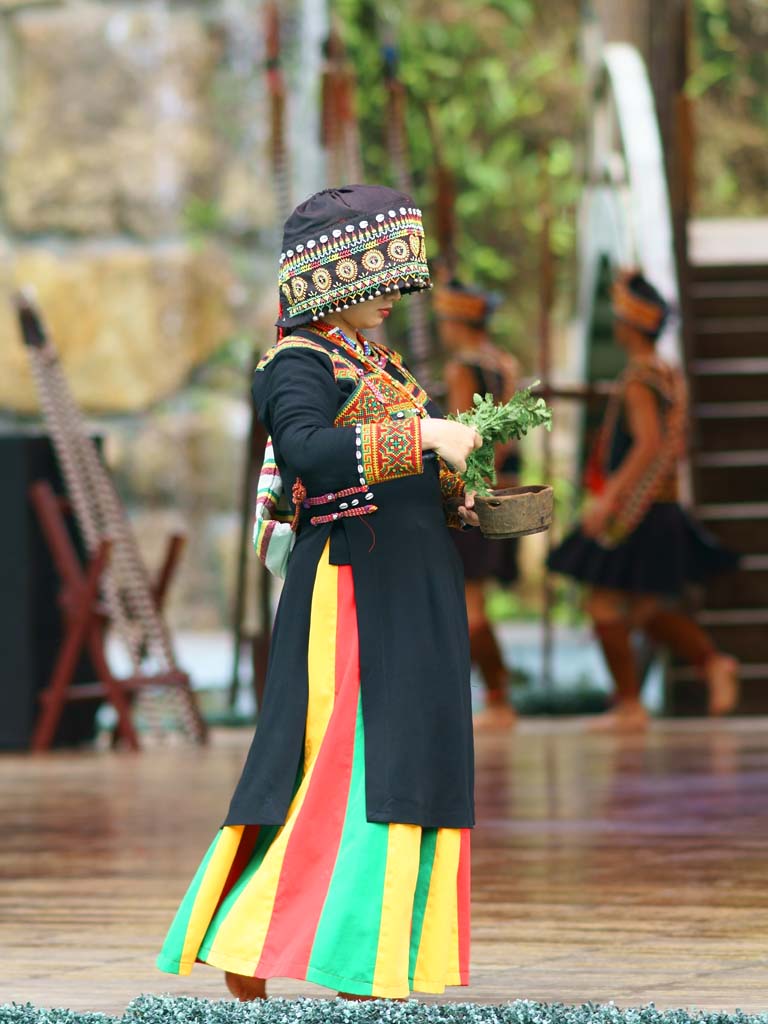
left=224, top=328, right=475, bottom=829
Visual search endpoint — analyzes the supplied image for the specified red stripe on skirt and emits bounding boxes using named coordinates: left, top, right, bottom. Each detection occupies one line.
left=255, top=565, right=360, bottom=978
left=457, top=829, right=471, bottom=984
left=217, top=826, right=261, bottom=916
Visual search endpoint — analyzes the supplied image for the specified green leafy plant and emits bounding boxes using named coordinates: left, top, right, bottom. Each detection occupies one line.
left=9, top=993, right=768, bottom=1024
left=448, top=386, right=552, bottom=495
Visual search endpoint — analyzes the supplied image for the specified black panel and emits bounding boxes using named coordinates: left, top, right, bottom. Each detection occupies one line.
left=0, top=432, right=100, bottom=749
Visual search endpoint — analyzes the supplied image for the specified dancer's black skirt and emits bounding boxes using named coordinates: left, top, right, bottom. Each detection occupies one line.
left=548, top=503, right=738, bottom=596
left=452, top=529, right=519, bottom=584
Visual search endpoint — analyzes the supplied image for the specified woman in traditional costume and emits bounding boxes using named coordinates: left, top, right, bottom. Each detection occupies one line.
left=157, top=185, right=481, bottom=1000
left=436, top=279, right=521, bottom=729
left=548, top=271, right=739, bottom=731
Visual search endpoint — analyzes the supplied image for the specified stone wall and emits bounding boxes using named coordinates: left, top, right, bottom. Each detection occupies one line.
left=0, top=0, right=327, bottom=634
left=0, top=0, right=289, bottom=413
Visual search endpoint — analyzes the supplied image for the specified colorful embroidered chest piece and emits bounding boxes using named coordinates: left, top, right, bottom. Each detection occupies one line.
left=312, top=323, right=430, bottom=427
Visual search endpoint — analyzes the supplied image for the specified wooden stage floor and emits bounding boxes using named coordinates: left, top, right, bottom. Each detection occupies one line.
left=2, top=718, right=768, bottom=1015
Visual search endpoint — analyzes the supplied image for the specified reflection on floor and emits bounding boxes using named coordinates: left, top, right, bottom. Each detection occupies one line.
left=3, top=718, right=767, bottom=1013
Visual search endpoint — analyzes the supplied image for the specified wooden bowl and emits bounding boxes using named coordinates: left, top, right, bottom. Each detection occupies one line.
left=474, top=485, right=553, bottom=539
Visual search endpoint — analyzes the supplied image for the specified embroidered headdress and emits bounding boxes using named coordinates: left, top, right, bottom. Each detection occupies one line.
left=611, top=270, right=670, bottom=339
left=277, top=184, right=431, bottom=328
left=433, top=278, right=500, bottom=328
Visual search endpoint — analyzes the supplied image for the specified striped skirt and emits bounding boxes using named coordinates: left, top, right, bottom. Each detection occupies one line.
left=157, top=545, right=471, bottom=998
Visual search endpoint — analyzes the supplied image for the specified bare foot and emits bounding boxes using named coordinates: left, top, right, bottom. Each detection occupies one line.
left=473, top=702, right=517, bottom=731
left=225, top=971, right=266, bottom=1001
left=587, top=700, right=649, bottom=733
left=705, top=654, right=739, bottom=716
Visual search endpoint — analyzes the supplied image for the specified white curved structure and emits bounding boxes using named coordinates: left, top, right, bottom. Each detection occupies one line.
left=578, top=42, right=681, bottom=366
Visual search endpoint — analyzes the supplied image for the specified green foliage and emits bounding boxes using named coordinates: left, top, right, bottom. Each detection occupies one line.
left=690, top=0, right=768, bottom=118
left=183, top=196, right=225, bottom=234
left=0, top=1008, right=117, bottom=1024
left=449, top=388, right=552, bottom=494
left=333, top=0, right=767, bottom=294
left=6, top=995, right=768, bottom=1024
left=690, top=0, right=768, bottom=216
left=331, top=0, right=583, bottom=359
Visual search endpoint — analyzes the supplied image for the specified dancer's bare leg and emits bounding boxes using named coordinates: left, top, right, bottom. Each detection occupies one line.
left=703, top=652, right=740, bottom=715
left=644, top=608, right=739, bottom=714
left=467, top=581, right=517, bottom=729
left=225, top=972, right=267, bottom=1000
left=586, top=588, right=648, bottom=731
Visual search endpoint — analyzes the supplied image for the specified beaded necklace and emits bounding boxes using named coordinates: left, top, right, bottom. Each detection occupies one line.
left=312, top=320, right=430, bottom=417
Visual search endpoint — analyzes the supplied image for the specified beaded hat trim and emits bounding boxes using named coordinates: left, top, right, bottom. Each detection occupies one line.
left=277, top=206, right=431, bottom=327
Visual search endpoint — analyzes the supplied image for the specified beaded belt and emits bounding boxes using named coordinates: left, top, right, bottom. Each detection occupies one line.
left=302, top=484, right=378, bottom=527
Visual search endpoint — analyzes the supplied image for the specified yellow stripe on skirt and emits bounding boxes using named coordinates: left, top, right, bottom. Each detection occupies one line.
left=157, top=543, right=471, bottom=997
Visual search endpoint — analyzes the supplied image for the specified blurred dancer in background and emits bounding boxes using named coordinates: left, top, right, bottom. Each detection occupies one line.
left=549, top=270, right=739, bottom=731
left=437, top=280, right=521, bottom=729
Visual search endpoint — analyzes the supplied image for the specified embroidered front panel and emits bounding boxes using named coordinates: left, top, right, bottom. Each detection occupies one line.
left=439, top=462, right=465, bottom=502
left=382, top=349, right=430, bottom=409
left=256, top=331, right=428, bottom=490
left=360, top=418, right=423, bottom=484
left=335, top=370, right=416, bottom=428
left=330, top=351, right=361, bottom=383
left=439, top=461, right=465, bottom=529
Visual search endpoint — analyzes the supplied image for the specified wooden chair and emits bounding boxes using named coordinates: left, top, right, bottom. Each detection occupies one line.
left=29, top=480, right=196, bottom=751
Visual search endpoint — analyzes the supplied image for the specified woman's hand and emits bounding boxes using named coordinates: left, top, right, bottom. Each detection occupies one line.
left=421, top=418, right=482, bottom=474
left=582, top=496, right=613, bottom=538
left=457, top=490, right=480, bottom=528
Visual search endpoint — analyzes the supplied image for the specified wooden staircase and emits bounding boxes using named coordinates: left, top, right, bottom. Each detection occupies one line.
left=667, top=222, right=768, bottom=713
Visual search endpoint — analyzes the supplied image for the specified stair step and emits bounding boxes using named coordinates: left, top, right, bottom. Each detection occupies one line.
left=692, top=264, right=768, bottom=283
left=692, top=619, right=768, bottom=661
left=741, top=555, right=768, bottom=570
left=695, top=401, right=768, bottom=418
left=698, top=608, right=768, bottom=626
left=701, top=523, right=765, bottom=553
left=691, top=282, right=768, bottom=318
left=705, top=565, right=768, bottom=610
left=694, top=451, right=768, bottom=467
left=737, top=661, right=768, bottom=678
left=693, top=319, right=768, bottom=359
left=692, top=357, right=768, bottom=376
left=689, top=218, right=768, bottom=268
left=693, top=463, right=768, bottom=503
left=673, top=662, right=768, bottom=681
left=692, top=280, right=768, bottom=297
left=696, top=504, right=768, bottom=552
left=698, top=502, right=768, bottom=519
left=691, top=368, right=768, bottom=402
left=665, top=674, right=768, bottom=715
left=695, top=421, right=768, bottom=452
left=694, top=404, right=768, bottom=451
